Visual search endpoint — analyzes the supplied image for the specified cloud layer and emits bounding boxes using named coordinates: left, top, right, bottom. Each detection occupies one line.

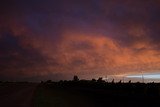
left=0, top=0, right=160, bottom=81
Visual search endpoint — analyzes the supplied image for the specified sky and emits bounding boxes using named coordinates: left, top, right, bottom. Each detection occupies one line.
left=0, top=0, right=160, bottom=81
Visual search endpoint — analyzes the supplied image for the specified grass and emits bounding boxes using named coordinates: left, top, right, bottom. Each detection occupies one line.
left=33, top=84, right=94, bottom=107
left=33, top=82, right=160, bottom=107
left=1, top=82, right=160, bottom=107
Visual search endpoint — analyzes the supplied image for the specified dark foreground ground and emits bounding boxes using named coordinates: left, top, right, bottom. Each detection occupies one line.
left=0, top=82, right=37, bottom=107
left=0, top=81, right=160, bottom=107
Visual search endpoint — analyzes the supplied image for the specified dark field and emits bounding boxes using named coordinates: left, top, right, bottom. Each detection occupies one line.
left=0, top=81, right=160, bottom=107
left=0, top=82, right=37, bottom=107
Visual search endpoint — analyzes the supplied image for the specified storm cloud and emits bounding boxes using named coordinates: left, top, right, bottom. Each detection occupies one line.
left=0, top=0, right=160, bottom=81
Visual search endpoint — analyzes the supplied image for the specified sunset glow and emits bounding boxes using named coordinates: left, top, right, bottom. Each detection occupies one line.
left=126, top=73, right=160, bottom=79
left=0, top=0, right=160, bottom=81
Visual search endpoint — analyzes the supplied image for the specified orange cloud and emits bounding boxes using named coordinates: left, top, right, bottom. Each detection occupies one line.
left=37, top=31, right=160, bottom=77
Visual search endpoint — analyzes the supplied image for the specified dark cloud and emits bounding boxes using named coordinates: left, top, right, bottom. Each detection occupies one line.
left=0, top=32, right=49, bottom=78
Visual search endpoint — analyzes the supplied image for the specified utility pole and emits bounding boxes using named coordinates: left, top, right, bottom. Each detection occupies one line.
left=123, top=77, right=125, bottom=83
left=142, top=70, right=144, bottom=83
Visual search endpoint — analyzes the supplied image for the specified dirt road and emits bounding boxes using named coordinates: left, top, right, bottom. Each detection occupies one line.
left=0, top=83, right=37, bottom=107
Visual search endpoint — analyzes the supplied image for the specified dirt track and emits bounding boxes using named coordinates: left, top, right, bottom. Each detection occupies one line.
left=0, top=83, right=37, bottom=107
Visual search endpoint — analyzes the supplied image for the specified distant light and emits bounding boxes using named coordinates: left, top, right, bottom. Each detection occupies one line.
left=126, top=73, right=160, bottom=79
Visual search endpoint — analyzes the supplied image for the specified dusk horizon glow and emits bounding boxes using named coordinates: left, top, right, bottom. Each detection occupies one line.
left=126, top=73, right=160, bottom=79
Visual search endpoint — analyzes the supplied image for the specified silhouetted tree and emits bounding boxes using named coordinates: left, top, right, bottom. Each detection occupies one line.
left=92, top=78, right=96, bottom=82
left=73, top=75, right=79, bottom=81
left=112, top=79, right=114, bottom=83
left=59, top=80, right=63, bottom=83
left=118, top=80, right=122, bottom=83
left=128, top=80, right=131, bottom=83
left=46, top=80, right=52, bottom=83
left=97, top=77, right=103, bottom=82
